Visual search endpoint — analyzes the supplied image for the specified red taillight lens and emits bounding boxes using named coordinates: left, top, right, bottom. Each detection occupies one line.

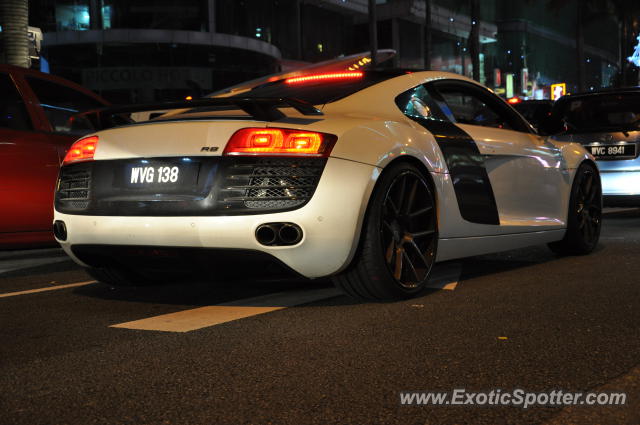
left=507, top=97, right=522, bottom=104
left=63, top=136, right=98, bottom=165
left=224, top=128, right=336, bottom=157
left=285, top=72, right=363, bottom=84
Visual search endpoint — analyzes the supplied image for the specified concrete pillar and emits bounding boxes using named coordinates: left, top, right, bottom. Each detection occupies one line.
left=294, top=0, right=302, bottom=60
left=369, top=0, right=378, bottom=66
left=89, top=0, right=101, bottom=30
left=0, top=0, right=30, bottom=67
left=208, top=0, right=216, bottom=33
left=391, top=18, right=400, bottom=68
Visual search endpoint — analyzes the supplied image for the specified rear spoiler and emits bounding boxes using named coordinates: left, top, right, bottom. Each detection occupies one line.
left=72, top=97, right=324, bottom=131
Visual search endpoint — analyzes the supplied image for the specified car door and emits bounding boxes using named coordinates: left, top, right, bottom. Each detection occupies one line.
left=427, top=80, right=568, bottom=230
left=0, top=71, right=61, bottom=236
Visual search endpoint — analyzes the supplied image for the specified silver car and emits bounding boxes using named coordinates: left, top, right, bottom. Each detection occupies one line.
left=546, top=88, right=640, bottom=206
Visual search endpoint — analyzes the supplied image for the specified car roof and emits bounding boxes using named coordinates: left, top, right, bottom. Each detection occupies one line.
left=558, top=86, right=640, bottom=100
left=517, top=99, right=554, bottom=104
left=0, top=64, right=109, bottom=105
left=320, top=69, right=494, bottom=116
left=160, top=69, right=484, bottom=123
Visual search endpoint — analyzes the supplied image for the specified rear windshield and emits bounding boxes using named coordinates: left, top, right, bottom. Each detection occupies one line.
left=554, top=92, right=640, bottom=132
left=229, top=70, right=405, bottom=105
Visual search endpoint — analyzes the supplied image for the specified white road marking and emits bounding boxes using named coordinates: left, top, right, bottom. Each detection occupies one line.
left=425, top=263, right=461, bottom=290
left=0, top=256, right=70, bottom=274
left=0, top=280, right=96, bottom=299
left=110, top=287, right=341, bottom=332
left=110, top=264, right=463, bottom=334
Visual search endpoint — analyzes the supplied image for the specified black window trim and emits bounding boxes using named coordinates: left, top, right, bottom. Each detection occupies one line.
left=0, top=71, right=35, bottom=131
left=25, top=75, right=106, bottom=136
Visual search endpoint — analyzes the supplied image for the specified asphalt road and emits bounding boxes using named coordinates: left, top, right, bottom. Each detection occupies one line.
left=1, top=209, right=640, bottom=425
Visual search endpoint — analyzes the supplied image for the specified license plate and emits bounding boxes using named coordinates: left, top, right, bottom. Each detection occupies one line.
left=130, top=165, right=181, bottom=184
left=122, top=161, right=200, bottom=189
left=588, top=144, right=636, bottom=160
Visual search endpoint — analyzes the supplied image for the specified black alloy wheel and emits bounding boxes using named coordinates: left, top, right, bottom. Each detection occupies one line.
left=575, top=166, right=602, bottom=244
left=333, top=163, right=438, bottom=301
left=380, top=170, right=437, bottom=289
left=548, top=162, right=602, bottom=255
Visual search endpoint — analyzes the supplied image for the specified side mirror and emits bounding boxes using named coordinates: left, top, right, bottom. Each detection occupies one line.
left=538, top=114, right=564, bottom=135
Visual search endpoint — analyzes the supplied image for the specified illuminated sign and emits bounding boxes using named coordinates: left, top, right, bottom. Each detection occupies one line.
left=506, top=73, right=514, bottom=99
left=551, top=83, right=566, bottom=100
left=629, top=35, right=640, bottom=67
left=520, top=68, right=528, bottom=95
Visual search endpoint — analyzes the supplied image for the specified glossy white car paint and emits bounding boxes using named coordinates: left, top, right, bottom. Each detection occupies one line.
left=56, top=157, right=379, bottom=277
left=54, top=71, right=594, bottom=278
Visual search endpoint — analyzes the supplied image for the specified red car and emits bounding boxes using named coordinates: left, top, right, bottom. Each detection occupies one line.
left=0, top=64, right=109, bottom=248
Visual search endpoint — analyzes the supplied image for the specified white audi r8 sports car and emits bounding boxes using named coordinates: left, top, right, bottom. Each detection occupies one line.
left=53, top=70, right=602, bottom=300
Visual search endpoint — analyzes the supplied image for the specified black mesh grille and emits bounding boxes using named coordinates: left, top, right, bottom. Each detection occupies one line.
left=56, top=167, right=91, bottom=210
left=220, top=158, right=325, bottom=210
left=55, top=157, right=327, bottom=216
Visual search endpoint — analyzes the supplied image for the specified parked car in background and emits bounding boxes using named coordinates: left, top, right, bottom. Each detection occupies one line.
left=511, top=99, right=554, bottom=131
left=542, top=88, right=640, bottom=206
left=0, top=64, right=109, bottom=248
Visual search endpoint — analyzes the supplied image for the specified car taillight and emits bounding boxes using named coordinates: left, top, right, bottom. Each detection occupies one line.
left=63, top=136, right=98, bottom=165
left=223, top=128, right=336, bottom=157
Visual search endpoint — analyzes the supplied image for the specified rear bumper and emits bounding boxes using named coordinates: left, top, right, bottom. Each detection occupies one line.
left=54, top=157, right=380, bottom=278
left=603, top=195, right=640, bottom=207
left=600, top=170, right=640, bottom=206
left=70, top=245, right=303, bottom=279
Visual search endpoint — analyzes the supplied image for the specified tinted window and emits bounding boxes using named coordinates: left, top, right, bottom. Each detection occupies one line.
left=26, top=76, right=105, bottom=135
left=513, top=100, right=553, bottom=129
left=0, top=73, right=32, bottom=131
left=441, top=91, right=504, bottom=127
left=554, top=93, right=640, bottom=132
left=395, top=84, right=448, bottom=121
left=431, top=81, right=531, bottom=132
left=102, top=0, right=206, bottom=31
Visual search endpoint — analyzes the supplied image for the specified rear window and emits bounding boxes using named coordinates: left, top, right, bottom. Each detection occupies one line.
left=554, top=92, right=640, bottom=132
left=0, top=72, right=32, bottom=131
left=230, top=70, right=405, bottom=105
left=26, top=76, right=106, bottom=135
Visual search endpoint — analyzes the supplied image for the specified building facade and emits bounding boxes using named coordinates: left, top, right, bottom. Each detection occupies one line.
left=26, top=0, right=632, bottom=103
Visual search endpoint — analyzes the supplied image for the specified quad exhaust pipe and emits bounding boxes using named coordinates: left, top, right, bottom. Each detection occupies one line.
left=255, top=224, right=279, bottom=245
left=278, top=224, right=303, bottom=245
left=53, top=220, right=67, bottom=241
left=255, top=223, right=303, bottom=246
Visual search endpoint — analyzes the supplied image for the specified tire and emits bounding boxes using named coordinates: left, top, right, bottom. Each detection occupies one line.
left=548, top=162, right=602, bottom=255
left=86, top=266, right=157, bottom=287
left=333, top=162, right=438, bottom=301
